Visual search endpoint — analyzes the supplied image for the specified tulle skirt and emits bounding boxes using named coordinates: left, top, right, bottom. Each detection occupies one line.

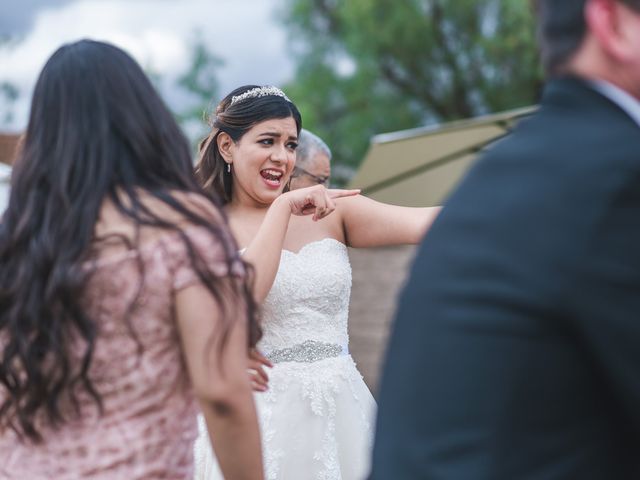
left=194, top=355, right=376, bottom=480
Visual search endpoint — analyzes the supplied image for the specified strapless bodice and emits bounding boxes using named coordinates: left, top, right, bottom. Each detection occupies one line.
left=258, top=238, right=351, bottom=356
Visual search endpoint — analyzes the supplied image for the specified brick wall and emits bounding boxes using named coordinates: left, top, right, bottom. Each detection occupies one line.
left=347, top=245, right=417, bottom=396
left=0, top=134, right=20, bottom=165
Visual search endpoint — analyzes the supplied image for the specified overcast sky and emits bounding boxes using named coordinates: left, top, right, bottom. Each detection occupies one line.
left=0, top=0, right=294, bottom=133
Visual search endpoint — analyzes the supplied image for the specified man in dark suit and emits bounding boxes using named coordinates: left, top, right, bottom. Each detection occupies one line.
left=370, top=1, right=640, bottom=478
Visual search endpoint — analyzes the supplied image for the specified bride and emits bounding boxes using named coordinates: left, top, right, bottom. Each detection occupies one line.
left=193, top=85, right=439, bottom=479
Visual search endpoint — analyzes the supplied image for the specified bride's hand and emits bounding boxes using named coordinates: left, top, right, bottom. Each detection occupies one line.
left=283, top=185, right=360, bottom=221
left=248, top=348, right=272, bottom=392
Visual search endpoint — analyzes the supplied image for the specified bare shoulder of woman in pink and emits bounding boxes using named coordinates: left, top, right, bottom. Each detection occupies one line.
left=0, top=40, right=264, bottom=480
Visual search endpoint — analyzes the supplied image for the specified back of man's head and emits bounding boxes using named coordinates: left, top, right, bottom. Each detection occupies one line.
left=534, top=0, right=640, bottom=75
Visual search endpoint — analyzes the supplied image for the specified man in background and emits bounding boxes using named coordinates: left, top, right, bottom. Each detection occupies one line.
left=290, top=129, right=331, bottom=189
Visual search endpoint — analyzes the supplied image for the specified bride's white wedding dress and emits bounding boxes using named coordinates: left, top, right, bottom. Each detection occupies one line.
left=194, top=238, right=376, bottom=480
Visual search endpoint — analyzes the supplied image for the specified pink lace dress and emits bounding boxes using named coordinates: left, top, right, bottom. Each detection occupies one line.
left=0, top=227, right=230, bottom=480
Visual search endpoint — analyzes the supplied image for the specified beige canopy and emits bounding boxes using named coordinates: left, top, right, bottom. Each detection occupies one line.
left=349, top=106, right=536, bottom=207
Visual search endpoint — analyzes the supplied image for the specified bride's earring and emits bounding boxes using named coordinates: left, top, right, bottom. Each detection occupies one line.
left=227, top=163, right=231, bottom=174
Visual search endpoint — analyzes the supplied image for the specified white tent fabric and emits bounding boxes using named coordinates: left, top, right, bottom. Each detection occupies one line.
left=0, top=163, right=11, bottom=214
left=349, top=106, right=536, bottom=207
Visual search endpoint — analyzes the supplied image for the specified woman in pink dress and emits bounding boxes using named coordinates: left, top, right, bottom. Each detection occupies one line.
left=0, top=40, right=264, bottom=480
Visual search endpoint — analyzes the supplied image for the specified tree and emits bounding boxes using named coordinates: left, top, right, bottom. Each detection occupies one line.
left=176, top=34, right=224, bottom=124
left=142, top=34, right=223, bottom=150
left=174, top=33, right=224, bottom=150
left=280, top=0, right=542, bottom=181
left=0, top=81, right=19, bottom=127
left=0, top=38, right=20, bottom=128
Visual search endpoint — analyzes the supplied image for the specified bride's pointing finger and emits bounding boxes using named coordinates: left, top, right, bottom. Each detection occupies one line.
left=327, top=189, right=361, bottom=199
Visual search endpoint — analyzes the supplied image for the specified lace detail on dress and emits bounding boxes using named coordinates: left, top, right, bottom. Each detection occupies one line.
left=256, top=356, right=374, bottom=480
left=258, top=238, right=352, bottom=355
left=194, top=238, right=376, bottom=480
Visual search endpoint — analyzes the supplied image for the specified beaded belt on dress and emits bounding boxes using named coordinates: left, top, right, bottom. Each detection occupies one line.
left=266, top=339, right=348, bottom=364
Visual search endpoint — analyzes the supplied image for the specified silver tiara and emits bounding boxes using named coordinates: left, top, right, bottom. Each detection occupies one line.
left=230, top=86, right=291, bottom=106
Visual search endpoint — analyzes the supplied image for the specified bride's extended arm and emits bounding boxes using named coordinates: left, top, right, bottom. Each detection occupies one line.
left=338, top=195, right=441, bottom=247
left=242, top=186, right=360, bottom=302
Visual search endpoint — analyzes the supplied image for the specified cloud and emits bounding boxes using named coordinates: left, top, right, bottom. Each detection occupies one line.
left=0, top=0, right=75, bottom=36
left=0, top=0, right=295, bottom=132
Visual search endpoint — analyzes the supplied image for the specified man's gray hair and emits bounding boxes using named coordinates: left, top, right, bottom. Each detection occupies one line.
left=296, top=129, right=332, bottom=169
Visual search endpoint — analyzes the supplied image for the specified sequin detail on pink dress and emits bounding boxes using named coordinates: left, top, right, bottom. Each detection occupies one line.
left=0, top=226, right=234, bottom=480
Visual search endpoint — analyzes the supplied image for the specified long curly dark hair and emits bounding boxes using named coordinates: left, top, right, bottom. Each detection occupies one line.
left=0, top=40, right=260, bottom=442
left=195, top=85, right=302, bottom=203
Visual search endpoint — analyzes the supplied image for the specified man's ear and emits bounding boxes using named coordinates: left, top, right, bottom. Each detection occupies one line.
left=217, top=132, right=235, bottom=162
left=585, top=0, right=629, bottom=63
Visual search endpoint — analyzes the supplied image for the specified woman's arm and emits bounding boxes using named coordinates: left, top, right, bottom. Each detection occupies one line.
left=338, top=195, right=441, bottom=248
left=176, top=283, right=264, bottom=480
left=239, top=194, right=294, bottom=303
left=241, top=186, right=360, bottom=302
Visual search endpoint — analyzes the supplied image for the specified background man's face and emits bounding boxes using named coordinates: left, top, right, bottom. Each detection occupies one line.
left=290, top=153, right=331, bottom=190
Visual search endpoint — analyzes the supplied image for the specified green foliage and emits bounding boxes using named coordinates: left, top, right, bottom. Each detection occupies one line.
left=176, top=33, right=224, bottom=125
left=0, top=81, right=19, bottom=126
left=0, top=38, right=20, bottom=127
left=280, top=0, right=542, bottom=179
left=165, top=33, right=224, bottom=153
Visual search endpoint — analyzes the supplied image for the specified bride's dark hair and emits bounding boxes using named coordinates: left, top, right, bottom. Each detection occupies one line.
left=0, top=40, right=260, bottom=442
left=195, top=85, right=302, bottom=204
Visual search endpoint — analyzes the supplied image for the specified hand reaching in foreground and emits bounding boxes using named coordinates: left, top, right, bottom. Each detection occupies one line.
left=283, top=185, right=360, bottom=221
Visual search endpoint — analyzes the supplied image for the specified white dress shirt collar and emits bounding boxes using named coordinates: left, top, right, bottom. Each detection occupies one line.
left=589, top=79, right=640, bottom=129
